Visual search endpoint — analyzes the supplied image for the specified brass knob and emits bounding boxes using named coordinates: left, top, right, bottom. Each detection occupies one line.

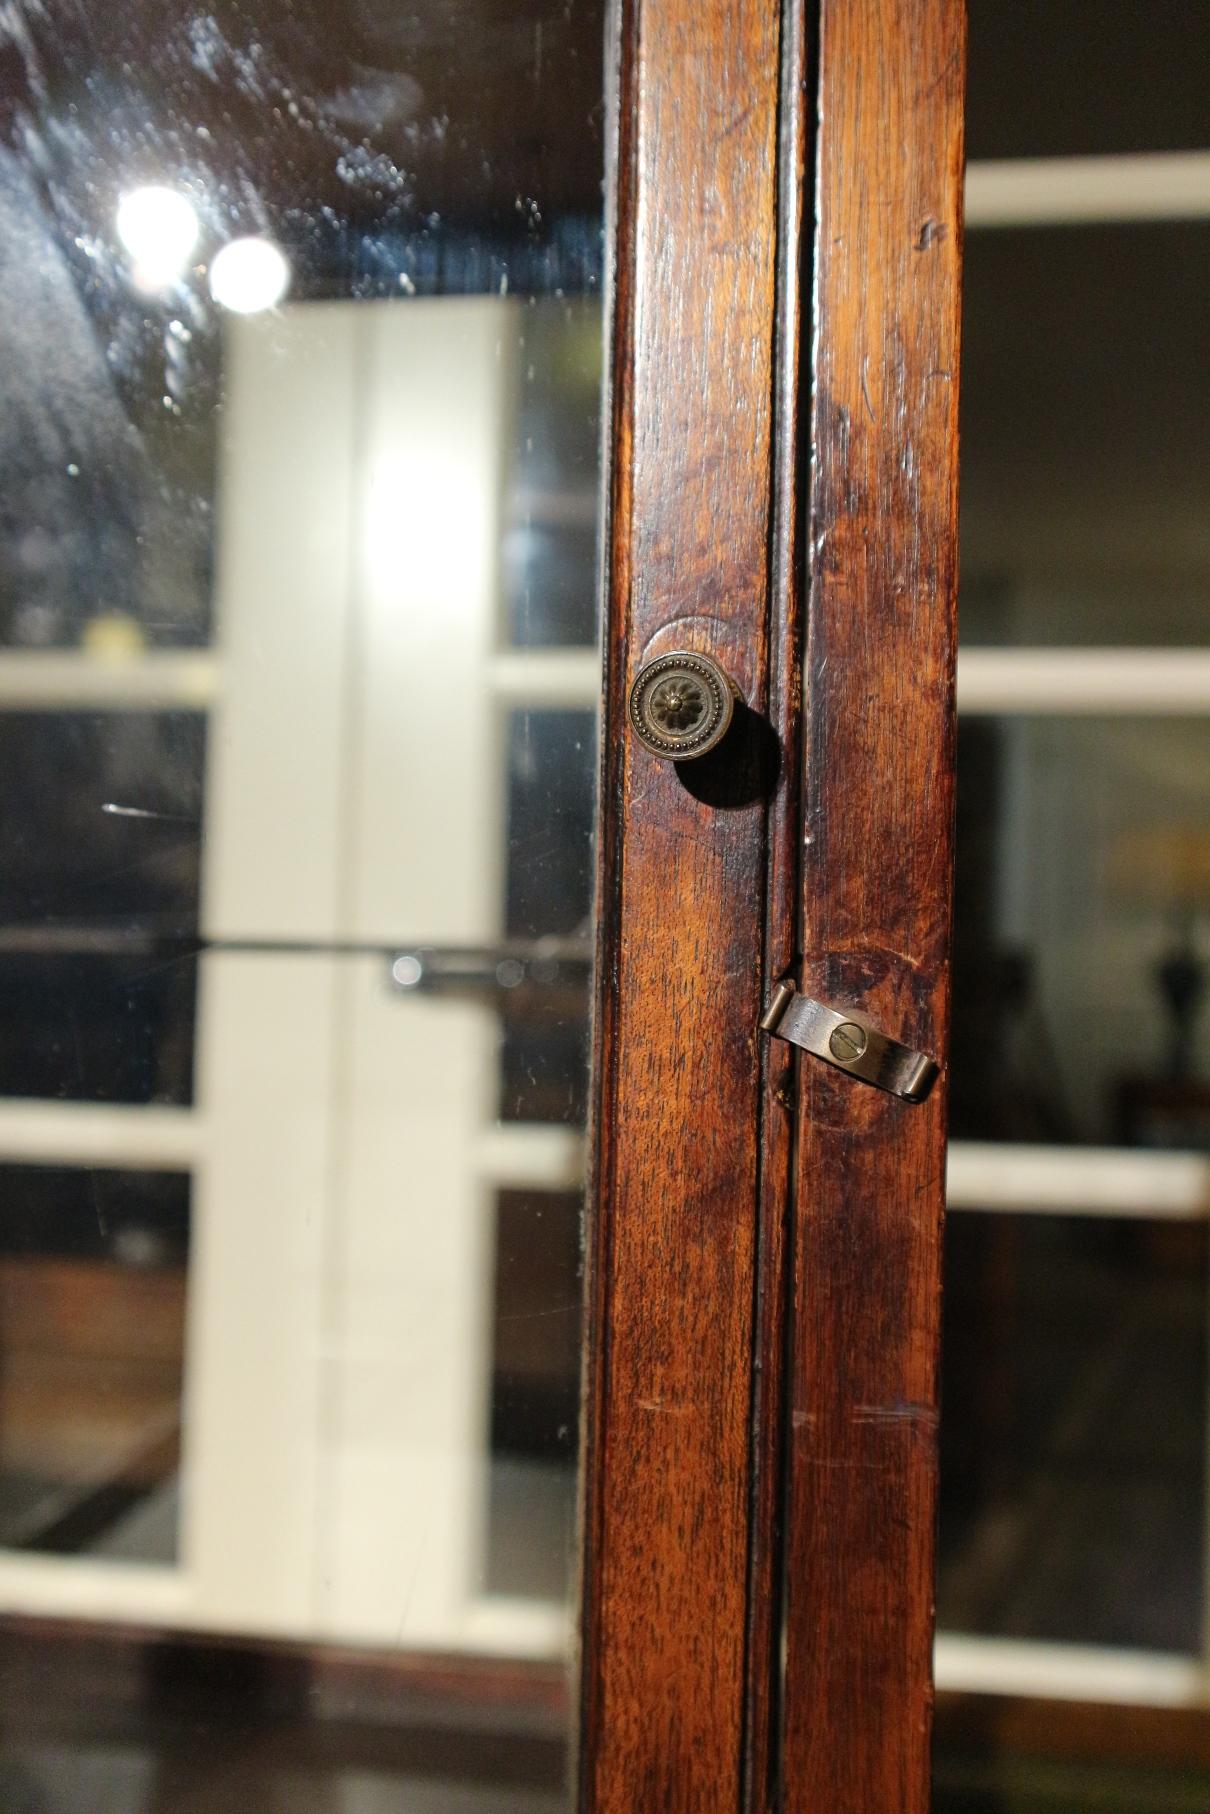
left=628, top=650, right=739, bottom=762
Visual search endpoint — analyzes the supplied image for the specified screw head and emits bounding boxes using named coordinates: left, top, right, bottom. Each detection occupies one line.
left=829, top=1021, right=868, bottom=1063
left=628, top=651, right=738, bottom=761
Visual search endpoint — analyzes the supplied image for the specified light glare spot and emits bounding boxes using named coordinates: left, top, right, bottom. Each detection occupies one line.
left=391, top=954, right=423, bottom=989
left=116, top=186, right=200, bottom=292
left=209, top=236, right=291, bottom=313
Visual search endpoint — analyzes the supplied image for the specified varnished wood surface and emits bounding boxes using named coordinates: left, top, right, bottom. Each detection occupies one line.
left=578, top=0, right=782, bottom=1806
left=781, top=1, right=966, bottom=1809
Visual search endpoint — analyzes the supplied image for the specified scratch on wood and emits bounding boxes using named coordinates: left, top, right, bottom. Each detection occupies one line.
left=807, top=1455, right=889, bottom=1472
left=860, top=360, right=876, bottom=424
left=854, top=1401, right=940, bottom=1431
left=718, top=100, right=755, bottom=142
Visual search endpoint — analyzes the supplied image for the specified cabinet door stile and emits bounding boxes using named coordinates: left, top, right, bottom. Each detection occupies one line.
left=578, top=0, right=784, bottom=1806
left=781, top=1, right=966, bottom=1809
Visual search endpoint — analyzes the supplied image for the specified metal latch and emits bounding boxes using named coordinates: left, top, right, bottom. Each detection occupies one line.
left=760, top=981, right=937, bottom=1103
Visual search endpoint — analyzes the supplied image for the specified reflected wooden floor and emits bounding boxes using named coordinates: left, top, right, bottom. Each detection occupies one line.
left=0, top=1617, right=568, bottom=1813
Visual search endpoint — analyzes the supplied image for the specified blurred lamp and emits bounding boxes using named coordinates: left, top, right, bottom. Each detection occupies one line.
left=209, top=236, right=291, bottom=314
left=1111, top=825, right=1210, bottom=1081
left=116, top=185, right=200, bottom=292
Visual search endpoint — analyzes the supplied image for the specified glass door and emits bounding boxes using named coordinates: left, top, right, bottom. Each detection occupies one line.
left=0, top=1, right=974, bottom=1806
left=935, top=2, right=1210, bottom=1807
left=0, top=1, right=605, bottom=1804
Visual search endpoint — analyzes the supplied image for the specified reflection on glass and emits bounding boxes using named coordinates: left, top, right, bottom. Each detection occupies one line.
left=208, top=235, right=292, bottom=313
left=0, top=1167, right=188, bottom=1560
left=952, top=718, right=1210, bottom=1148
left=488, top=1189, right=580, bottom=1603
left=116, top=186, right=201, bottom=294
left=965, top=0, right=1206, bottom=162
left=938, top=1212, right=1206, bottom=1651
left=0, top=0, right=603, bottom=1802
left=0, top=713, right=203, bottom=1104
left=960, top=223, right=1210, bottom=648
left=0, top=714, right=204, bottom=931
left=938, top=4, right=1210, bottom=1802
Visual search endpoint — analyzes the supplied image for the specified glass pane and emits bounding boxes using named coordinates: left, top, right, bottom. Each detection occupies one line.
left=505, top=307, right=601, bottom=649
left=0, top=1167, right=188, bottom=1562
left=0, top=954, right=195, bottom=1105
left=505, top=710, right=595, bottom=941
left=960, top=223, right=1210, bottom=647
left=966, top=0, right=1205, bottom=160
left=938, top=1212, right=1206, bottom=1652
left=488, top=1189, right=580, bottom=1602
left=0, top=714, right=204, bottom=930
left=952, top=718, right=1210, bottom=1149
left=934, top=1749, right=1210, bottom=1814
left=0, top=712, right=202, bottom=1105
left=498, top=710, right=593, bottom=1124
left=944, top=0, right=1210, bottom=1795
left=0, top=0, right=604, bottom=1802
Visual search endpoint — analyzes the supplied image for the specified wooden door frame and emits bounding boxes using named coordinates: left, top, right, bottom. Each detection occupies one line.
left=779, top=3, right=965, bottom=1808
left=580, top=0, right=965, bottom=1808
left=577, top=0, right=785, bottom=1805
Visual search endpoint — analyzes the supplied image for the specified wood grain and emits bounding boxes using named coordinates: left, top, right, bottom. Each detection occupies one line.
left=780, top=1, right=966, bottom=1808
left=577, top=0, right=782, bottom=1806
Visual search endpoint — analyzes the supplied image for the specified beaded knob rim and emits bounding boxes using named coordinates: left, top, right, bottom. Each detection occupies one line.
left=627, top=650, right=739, bottom=761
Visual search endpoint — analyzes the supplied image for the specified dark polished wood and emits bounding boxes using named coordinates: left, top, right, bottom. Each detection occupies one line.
left=780, top=2, right=966, bottom=1809
left=577, top=0, right=783, bottom=1805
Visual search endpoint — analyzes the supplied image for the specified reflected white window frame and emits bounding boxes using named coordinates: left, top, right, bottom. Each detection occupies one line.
left=940, top=148, right=1210, bottom=1709
left=0, top=298, right=600, bottom=1660
left=0, top=151, right=1207, bottom=1689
